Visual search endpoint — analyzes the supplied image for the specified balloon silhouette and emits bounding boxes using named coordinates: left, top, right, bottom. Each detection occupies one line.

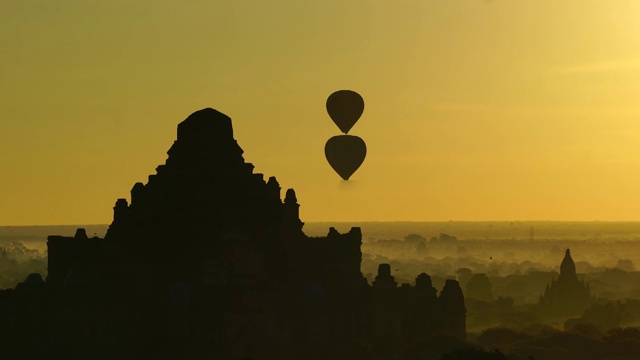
left=325, top=135, right=367, bottom=180
left=326, top=90, right=364, bottom=134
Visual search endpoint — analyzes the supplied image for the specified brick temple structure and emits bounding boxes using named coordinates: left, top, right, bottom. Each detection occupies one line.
left=3, top=108, right=466, bottom=359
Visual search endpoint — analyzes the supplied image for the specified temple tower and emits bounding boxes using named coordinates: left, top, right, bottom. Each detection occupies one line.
left=559, top=248, right=577, bottom=282
left=539, top=248, right=592, bottom=317
left=439, top=279, right=466, bottom=341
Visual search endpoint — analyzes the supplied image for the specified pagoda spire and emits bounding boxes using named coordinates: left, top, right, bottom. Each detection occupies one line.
left=559, top=248, right=577, bottom=282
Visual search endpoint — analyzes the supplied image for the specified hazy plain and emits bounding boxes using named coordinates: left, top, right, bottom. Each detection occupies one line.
left=3, top=221, right=640, bottom=297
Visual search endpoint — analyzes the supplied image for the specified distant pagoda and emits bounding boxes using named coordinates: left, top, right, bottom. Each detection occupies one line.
left=539, top=249, right=593, bottom=317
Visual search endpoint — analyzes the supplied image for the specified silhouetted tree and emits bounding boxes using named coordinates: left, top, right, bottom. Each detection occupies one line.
left=567, top=322, right=603, bottom=338
left=603, top=327, right=640, bottom=343
left=404, top=233, right=427, bottom=244
left=466, top=273, right=494, bottom=302
left=495, top=296, right=514, bottom=313
left=441, top=345, right=511, bottom=360
left=615, top=259, right=635, bottom=272
left=416, top=241, right=428, bottom=256
left=477, top=327, right=532, bottom=348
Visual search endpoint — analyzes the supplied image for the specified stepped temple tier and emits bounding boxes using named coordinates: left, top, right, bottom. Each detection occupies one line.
left=2, top=108, right=466, bottom=359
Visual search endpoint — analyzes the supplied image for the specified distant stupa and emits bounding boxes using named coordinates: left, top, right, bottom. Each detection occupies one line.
left=539, top=249, right=593, bottom=317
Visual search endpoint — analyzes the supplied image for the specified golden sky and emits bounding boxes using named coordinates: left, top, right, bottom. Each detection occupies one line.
left=2, top=0, right=640, bottom=225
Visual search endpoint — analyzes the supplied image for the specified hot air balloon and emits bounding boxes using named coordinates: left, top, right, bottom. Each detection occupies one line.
left=325, top=135, right=367, bottom=181
left=326, top=90, right=365, bottom=134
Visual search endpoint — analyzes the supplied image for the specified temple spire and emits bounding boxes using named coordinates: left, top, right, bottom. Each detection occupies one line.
left=560, top=248, right=577, bottom=281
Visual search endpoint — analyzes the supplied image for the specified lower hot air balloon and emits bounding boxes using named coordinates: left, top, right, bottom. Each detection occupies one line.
left=325, top=135, right=367, bottom=180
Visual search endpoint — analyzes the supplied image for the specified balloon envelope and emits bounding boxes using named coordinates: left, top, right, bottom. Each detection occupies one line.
left=325, top=135, right=367, bottom=180
left=326, top=90, right=364, bottom=134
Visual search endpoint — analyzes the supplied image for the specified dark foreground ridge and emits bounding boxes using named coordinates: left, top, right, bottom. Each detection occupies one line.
left=1, top=109, right=465, bottom=360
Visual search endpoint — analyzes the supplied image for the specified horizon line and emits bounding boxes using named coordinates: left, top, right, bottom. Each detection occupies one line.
left=5, top=219, right=640, bottom=227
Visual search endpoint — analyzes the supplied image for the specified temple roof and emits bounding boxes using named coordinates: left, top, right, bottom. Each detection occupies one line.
left=176, top=108, right=234, bottom=144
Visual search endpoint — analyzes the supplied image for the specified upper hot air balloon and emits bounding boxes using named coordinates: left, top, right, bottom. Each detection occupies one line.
left=326, top=90, right=365, bottom=134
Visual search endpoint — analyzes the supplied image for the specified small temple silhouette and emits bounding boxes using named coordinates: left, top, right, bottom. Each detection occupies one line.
left=539, top=248, right=593, bottom=317
left=1, top=108, right=466, bottom=359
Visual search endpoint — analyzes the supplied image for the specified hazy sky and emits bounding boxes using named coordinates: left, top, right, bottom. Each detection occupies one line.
left=2, top=0, right=640, bottom=225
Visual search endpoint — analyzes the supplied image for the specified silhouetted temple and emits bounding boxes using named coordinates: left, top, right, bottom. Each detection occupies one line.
left=3, top=108, right=466, bottom=359
left=539, top=248, right=593, bottom=317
